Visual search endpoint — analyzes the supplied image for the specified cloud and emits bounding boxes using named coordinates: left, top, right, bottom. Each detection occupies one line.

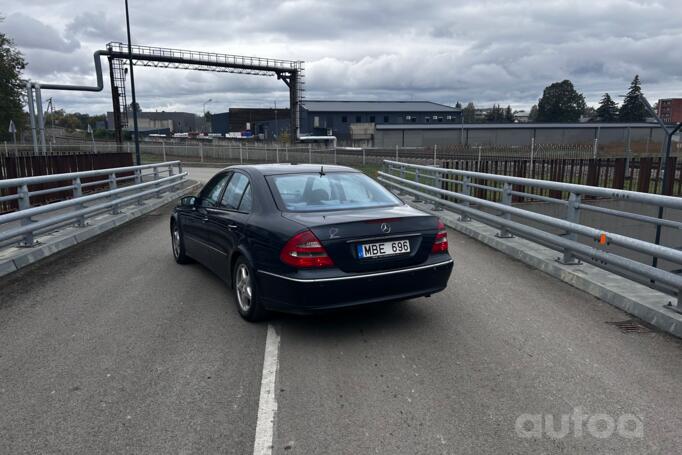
left=3, top=12, right=79, bottom=52
left=2, top=0, right=681, bottom=114
left=65, top=11, right=125, bottom=42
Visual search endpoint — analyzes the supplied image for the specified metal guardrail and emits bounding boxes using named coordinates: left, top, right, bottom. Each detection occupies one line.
left=379, top=160, right=682, bottom=312
left=0, top=161, right=187, bottom=248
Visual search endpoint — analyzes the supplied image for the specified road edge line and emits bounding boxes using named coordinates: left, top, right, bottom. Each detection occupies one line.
left=253, top=323, right=281, bottom=455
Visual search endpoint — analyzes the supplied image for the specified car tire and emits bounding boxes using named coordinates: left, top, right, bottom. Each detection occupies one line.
left=233, top=256, right=268, bottom=322
left=171, top=221, right=192, bottom=264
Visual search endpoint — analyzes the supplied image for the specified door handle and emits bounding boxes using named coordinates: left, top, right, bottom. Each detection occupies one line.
left=202, top=217, right=208, bottom=222
left=228, top=224, right=238, bottom=229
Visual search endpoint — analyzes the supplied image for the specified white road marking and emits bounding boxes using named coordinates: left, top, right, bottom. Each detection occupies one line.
left=253, top=323, right=281, bottom=455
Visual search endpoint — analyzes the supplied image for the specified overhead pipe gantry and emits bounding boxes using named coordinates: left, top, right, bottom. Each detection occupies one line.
left=25, top=44, right=304, bottom=154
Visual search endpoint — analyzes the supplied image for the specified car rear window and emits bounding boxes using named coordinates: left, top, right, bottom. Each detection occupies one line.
left=267, top=172, right=401, bottom=212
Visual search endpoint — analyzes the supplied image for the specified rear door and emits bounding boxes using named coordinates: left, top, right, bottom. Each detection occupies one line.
left=205, top=171, right=253, bottom=279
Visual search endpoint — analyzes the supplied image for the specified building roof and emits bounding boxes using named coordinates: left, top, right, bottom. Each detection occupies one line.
left=302, top=100, right=459, bottom=113
left=376, top=122, right=660, bottom=130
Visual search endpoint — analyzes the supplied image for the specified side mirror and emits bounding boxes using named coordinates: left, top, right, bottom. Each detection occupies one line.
left=180, top=196, right=197, bottom=208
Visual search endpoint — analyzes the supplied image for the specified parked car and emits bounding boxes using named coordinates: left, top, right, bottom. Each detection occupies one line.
left=170, top=164, right=453, bottom=321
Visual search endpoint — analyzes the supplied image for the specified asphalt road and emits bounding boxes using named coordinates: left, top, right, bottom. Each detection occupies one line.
left=1, top=172, right=681, bottom=454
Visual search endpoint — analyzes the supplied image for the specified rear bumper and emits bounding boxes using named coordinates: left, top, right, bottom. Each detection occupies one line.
left=257, top=257, right=453, bottom=313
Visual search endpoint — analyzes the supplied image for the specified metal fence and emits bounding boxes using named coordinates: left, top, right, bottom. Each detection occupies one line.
left=0, top=161, right=186, bottom=248
left=378, top=160, right=682, bottom=312
left=4, top=140, right=680, bottom=168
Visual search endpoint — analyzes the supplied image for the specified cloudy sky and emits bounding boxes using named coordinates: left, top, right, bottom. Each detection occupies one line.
left=2, top=0, right=681, bottom=115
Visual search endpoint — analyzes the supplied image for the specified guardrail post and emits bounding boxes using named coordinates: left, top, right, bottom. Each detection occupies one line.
left=413, top=168, right=423, bottom=203
left=664, top=292, right=682, bottom=314
left=557, top=192, right=581, bottom=264
left=199, top=142, right=204, bottom=163
left=162, top=142, right=166, bottom=162
left=168, top=163, right=179, bottom=192
left=276, top=145, right=279, bottom=163
left=239, top=143, right=243, bottom=164
left=431, top=168, right=443, bottom=211
left=459, top=176, right=472, bottom=222
left=308, top=143, right=312, bottom=163
left=362, top=148, right=366, bottom=165
left=72, top=177, right=87, bottom=227
left=108, top=173, right=120, bottom=214
left=495, top=183, right=514, bottom=238
left=153, top=166, right=162, bottom=198
left=398, top=165, right=406, bottom=195
left=17, top=184, right=37, bottom=247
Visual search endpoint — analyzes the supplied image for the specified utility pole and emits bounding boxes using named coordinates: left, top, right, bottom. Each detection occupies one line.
left=8, top=120, right=16, bottom=144
left=203, top=98, right=212, bottom=133
left=125, top=0, right=141, bottom=165
left=87, top=124, right=96, bottom=152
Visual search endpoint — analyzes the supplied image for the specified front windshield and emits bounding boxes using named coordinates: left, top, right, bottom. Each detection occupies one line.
left=267, top=171, right=401, bottom=212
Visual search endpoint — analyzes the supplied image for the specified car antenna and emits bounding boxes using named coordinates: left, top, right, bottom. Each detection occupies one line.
left=319, top=165, right=325, bottom=176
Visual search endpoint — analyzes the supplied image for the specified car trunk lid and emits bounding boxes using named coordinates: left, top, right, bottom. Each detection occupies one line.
left=282, top=205, right=438, bottom=273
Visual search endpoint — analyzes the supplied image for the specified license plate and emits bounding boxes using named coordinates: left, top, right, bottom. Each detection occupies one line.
left=357, top=239, right=410, bottom=258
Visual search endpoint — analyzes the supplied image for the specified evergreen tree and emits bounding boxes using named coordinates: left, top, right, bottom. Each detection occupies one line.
left=619, top=75, right=647, bottom=122
left=463, top=102, right=476, bottom=123
left=504, top=105, right=514, bottom=123
left=0, top=18, right=27, bottom=141
left=536, top=80, right=586, bottom=122
left=595, top=93, right=619, bottom=122
left=529, top=105, right=538, bottom=122
left=485, top=104, right=506, bottom=123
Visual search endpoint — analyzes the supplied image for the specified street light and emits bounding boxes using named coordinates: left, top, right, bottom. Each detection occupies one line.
left=203, top=98, right=212, bottom=116
left=125, top=0, right=141, bottom=165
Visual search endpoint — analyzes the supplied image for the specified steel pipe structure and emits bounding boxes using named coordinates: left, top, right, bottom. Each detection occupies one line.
left=24, top=44, right=304, bottom=154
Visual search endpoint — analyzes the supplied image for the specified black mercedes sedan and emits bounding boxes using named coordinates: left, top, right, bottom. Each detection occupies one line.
left=170, top=164, right=453, bottom=321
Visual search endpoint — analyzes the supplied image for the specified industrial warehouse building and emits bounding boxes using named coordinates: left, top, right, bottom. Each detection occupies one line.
left=373, top=122, right=669, bottom=148
left=300, top=101, right=462, bottom=140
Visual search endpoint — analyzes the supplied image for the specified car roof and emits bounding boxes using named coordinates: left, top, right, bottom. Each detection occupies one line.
left=225, top=163, right=359, bottom=176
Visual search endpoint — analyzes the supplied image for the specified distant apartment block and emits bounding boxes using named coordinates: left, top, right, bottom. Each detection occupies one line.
left=657, top=98, right=682, bottom=124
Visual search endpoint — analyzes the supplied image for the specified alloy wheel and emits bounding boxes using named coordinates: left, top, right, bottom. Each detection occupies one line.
left=235, top=264, right=252, bottom=312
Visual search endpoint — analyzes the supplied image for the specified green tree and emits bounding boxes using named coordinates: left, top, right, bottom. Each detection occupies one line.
left=454, top=101, right=462, bottom=109
left=0, top=17, right=27, bottom=141
left=536, top=80, right=586, bottom=122
left=504, top=105, right=514, bottom=123
left=484, top=104, right=505, bottom=123
left=619, top=75, right=647, bottom=122
left=595, top=93, right=619, bottom=122
left=528, top=104, right=538, bottom=122
left=463, top=102, right=476, bottom=123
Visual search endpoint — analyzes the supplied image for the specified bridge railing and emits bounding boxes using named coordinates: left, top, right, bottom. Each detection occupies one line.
left=379, top=160, right=682, bottom=311
left=0, top=161, right=186, bottom=248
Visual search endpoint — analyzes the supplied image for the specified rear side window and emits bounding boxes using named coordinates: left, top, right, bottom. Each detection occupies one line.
left=238, top=184, right=252, bottom=212
left=268, top=172, right=401, bottom=212
left=220, top=172, right=250, bottom=210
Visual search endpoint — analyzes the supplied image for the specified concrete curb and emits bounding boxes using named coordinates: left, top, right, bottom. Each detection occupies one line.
left=407, top=197, right=682, bottom=339
left=0, top=181, right=201, bottom=279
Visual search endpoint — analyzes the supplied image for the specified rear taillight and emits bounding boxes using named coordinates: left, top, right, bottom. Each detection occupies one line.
left=431, top=220, right=448, bottom=254
left=280, top=230, right=334, bottom=268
